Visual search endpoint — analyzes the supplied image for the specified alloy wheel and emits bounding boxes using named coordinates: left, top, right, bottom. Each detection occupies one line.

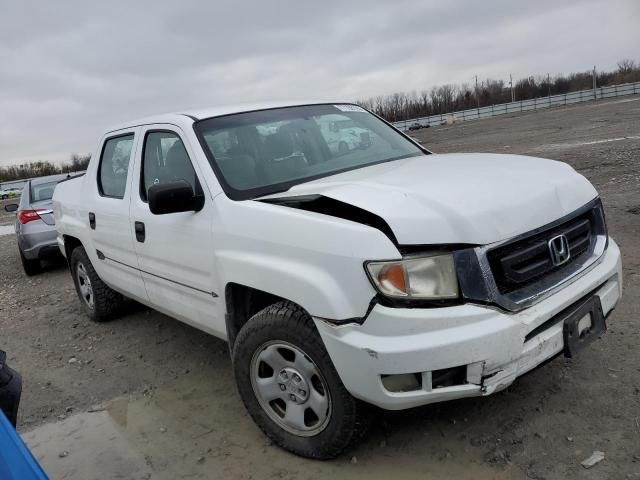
left=76, top=262, right=94, bottom=309
left=250, top=341, right=331, bottom=437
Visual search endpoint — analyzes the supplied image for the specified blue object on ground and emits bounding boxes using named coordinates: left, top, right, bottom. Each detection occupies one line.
left=0, top=410, right=48, bottom=479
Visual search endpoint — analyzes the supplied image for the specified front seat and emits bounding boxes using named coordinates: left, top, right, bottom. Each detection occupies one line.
left=218, top=154, right=258, bottom=190
left=164, top=141, right=196, bottom=188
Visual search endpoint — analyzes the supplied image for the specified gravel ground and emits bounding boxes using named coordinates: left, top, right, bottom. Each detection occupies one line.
left=1, top=96, right=639, bottom=479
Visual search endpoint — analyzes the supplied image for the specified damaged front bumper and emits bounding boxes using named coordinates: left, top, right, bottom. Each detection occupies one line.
left=314, top=239, right=622, bottom=410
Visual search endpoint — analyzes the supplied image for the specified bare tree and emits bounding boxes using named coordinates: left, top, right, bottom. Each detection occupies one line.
left=0, top=153, right=91, bottom=182
left=617, top=59, right=636, bottom=74
left=355, top=59, right=640, bottom=123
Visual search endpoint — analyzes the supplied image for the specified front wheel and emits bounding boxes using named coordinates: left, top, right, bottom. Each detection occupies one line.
left=70, top=246, right=124, bottom=322
left=232, top=301, right=370, bottom=459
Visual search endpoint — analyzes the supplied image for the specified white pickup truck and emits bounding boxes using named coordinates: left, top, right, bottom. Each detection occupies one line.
left=53, top=102, right=622, bottom=459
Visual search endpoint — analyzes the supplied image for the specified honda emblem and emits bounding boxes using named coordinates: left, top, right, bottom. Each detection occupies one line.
left=548, top=234, right=570, bottom=266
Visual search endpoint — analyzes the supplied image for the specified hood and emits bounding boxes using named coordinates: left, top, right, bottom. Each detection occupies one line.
left=263, top=153, right=598, bottom=245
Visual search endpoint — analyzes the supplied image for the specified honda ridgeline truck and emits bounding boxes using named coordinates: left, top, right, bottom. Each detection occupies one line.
left=53, top=102, right=622, bottom=458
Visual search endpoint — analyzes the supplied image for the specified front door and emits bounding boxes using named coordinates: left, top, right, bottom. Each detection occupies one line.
left=129, top=125, right=223, bottom=336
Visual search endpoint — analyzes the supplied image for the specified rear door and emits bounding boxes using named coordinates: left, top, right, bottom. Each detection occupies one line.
left=86, top=129, right=147, bottom=302
left=129, top=125, right=222, bottom=336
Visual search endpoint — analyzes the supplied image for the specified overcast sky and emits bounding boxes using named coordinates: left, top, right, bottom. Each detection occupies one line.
left=1, top=0, right=638, bottom=166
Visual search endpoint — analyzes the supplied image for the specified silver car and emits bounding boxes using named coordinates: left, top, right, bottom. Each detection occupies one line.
left=4, top=173, right=81, bottom=275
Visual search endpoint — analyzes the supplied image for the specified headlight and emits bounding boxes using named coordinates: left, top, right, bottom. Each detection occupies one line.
left=366, top=253, right=458, bottom=299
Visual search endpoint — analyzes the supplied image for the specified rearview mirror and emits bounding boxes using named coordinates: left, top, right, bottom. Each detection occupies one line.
left=4, top=204, right=18, bottom=213
left=148, top=180, right=204, bottom=215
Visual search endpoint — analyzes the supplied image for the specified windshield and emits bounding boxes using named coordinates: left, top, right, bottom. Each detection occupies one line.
left=194, top=104, right=424, bottom=200
left=30, top=180, right=59, bottom=202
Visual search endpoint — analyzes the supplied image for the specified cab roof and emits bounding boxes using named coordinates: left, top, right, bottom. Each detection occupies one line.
left=106, top=100, right=348, bottom=133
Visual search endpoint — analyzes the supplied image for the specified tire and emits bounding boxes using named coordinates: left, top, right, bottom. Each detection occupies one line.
left=338, top=141, right=349, bottom=156
left=232, top=301, right=370, bottom=459
left=70, top=246, right=124, bottom=322
left=19, top=249, right=41, bottom=276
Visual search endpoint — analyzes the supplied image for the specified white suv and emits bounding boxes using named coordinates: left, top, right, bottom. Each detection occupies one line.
left=53, top=102, right=622, bottom=458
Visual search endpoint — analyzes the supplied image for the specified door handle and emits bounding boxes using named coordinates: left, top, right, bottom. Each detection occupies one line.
left=134, top=221, right=145, bottom=243
left=89, top=212, right=96, bottom=230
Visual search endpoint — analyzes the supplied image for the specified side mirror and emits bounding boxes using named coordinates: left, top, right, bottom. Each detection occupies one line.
left=148, top=180, right=204, bottom=215
left=4, top=204, right=18, bottom=213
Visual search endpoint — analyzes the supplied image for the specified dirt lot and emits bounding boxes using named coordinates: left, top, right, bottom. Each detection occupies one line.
left=1, top=97, right=639, bottom=479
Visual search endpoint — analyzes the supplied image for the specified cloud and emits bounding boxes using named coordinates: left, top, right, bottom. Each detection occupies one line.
left=1, top=0, right=638, bottom=165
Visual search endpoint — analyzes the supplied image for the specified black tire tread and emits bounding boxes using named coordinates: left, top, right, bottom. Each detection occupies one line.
left=232, top=300, right=370, bottom=459
left=70, top=246, right=124, bottom=322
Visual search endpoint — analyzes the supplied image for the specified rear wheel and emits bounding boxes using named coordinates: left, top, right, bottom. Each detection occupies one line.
left=70, top=246, right=124, bottom=322
left=338, top=141, right=349, bottom=156
left=19, top=249, right=41, bottom=276
left=232, top=301, right=370, bottom=459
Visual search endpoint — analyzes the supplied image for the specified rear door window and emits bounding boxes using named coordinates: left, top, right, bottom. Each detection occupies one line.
left=98, top=134, right=134, bottom=198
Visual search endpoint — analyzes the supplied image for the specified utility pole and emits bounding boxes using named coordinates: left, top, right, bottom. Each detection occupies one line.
left=509, top=74, right=515, bottom=103
left=592, top=65, right=597, bottom=101
left=547, top=73, right=551, bottom=98
left=475, top=75, right=480, bottom=109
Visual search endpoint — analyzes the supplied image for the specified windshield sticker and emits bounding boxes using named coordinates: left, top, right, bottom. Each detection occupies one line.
left=334, top=104, right=367, bottom=113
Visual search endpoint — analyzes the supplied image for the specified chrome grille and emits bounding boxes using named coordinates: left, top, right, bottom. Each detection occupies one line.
left=487, top=211, right=596, bottom=294
left=454, top=198, right=608, bottom=312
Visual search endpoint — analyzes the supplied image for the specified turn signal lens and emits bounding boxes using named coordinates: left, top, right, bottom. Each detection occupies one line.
left=369, top=262, right=408, bottom=297
left=366, top=253, right=459, bottom=299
